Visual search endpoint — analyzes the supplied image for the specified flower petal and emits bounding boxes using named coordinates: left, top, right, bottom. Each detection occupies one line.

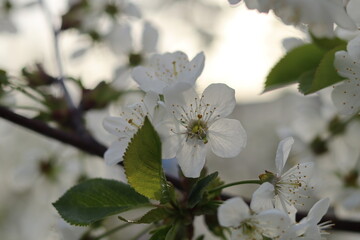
left=208, top=118, right=247, bottom=158
left=275, top=137, right=294, bottom=175
left=104, top=140, right=129, bottom=165
left=334, top=51, right=360, bottom=80
left=103, top=116, right=133, bottom=137
left=218, top=197, right=250, bottom=228
left=255, top=209, right=291, bottom=238
left=176, top=139, right=208, bottom=178
left=331, top=79, right=360, bottom=115
left=347, top=35, right=360, bottom=63
left=202, top=83, right=236, bottom=118
left=307, top=198, right=330, bottom=224
left=251, top=182, right=275, bottom=213
left=142, top=21, right=158, bottom=53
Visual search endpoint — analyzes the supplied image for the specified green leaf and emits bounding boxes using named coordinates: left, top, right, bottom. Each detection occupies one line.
left=149, top=226, right=172, bottom=240
left=165, top=221, right=183, bottom=240
left=53, top=178, right=149, bottom=226
left=310, top=45, right=347, bottom=93
left=0, top=69, right=8, bottom=85
left=264, top=44, right=326, bottom=92
left=298, top=45, right=346, bottom=95
left=310, top=33, right=347, bottom=50
left=119, top=207, right=169, bottom=224
left=124, top=117, right=166, bottom=200
left=188, top=172, right=218, bottom=208
left=297, top=70, right=316, bottom=94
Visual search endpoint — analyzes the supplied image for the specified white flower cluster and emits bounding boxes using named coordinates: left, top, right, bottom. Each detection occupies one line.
left=218, top=137, right=331, bottom=240
left=229, top=0, right=357, bottom=37
left=104, top=51, right=247, bottom=178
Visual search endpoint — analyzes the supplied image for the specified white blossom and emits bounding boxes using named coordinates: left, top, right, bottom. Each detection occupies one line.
left=332, top=35, right=360, bottom=115
left=229, top=0, right=357, bottom=37
left=159, top=83, right=246, bottom=178
left=103, top=92, right=162, bottom=165
left=252, top=137, right=314, bottom=217
left=218, top=197, right=291, bottom=240
left=131, top=51, right=205, bottom=94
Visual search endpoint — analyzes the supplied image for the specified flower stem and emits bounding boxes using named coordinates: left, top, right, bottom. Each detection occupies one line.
left=92, top=223, right=132, bottom=240
left=209, top=180, right=261, bottom=193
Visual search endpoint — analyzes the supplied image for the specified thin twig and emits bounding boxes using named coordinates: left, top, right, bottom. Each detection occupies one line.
left=38, top=0, right=88, bottom=137
left=1, top=106, right=360, bottom=233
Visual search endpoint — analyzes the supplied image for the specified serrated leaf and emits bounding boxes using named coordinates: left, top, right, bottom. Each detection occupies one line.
left=310, top=45, right=347, bottom=94
left=264, top=44, right=326, bottom=92
left=53, top=178, right=149, bottom=226
left=188, top=172, right=218, bottom=208
left=124, top=117, right=166, bottom=200
left=310, top=33, right=347, bottom=50
left=297, top=70, right=316, bottom=95
left=119, top=207, right=169, bottom=224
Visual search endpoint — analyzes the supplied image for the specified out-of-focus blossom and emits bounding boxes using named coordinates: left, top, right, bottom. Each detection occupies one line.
left=229, top=0, right=357, bottom=37
left=332, top=35, right=360, bottom=115
left=252, top=137, right=313, bottom=218
left=218, top=197, right=290, bottom=240
left=132, top=51, right=205, bottom=94
left=107, top=21, right=159, bottom=88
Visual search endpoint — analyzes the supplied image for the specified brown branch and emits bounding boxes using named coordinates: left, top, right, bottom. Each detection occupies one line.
left=1, top=105, right=360, bottom=233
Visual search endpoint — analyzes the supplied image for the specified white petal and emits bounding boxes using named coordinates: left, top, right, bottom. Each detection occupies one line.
left=251, top=182, right=275, bottom=213
left=274, top=195, right=297, bottom=221
left=131, top=66, right=168, bottom=94
left=331, top=79, right=360, bottom=115
left=347, top=0, right=360, bottom=26
left=103, top=116, right=132, bottom=137
left=177, top=52, right=205, bottom=85
left=108, top=23, right=133, bottom=55
left=202, top=83, right=236, bottom=118
left=104, top=140, right=129, bottom=165
left=124, top=2, right=142, bottom=18
left=164, top=86, right=198, bottom=120
left=347, top=35, right=360, bottom=62
left=208, top=118, right=247, bottom=158
left=156, top=119, right=183, bottom=159
left=142, top=21, right=158, bottom=53
left=176, top=139, right=208, bottom=178
left=307, top=198, right=330, bottom=224
left=325, top=0, right=357, bottom=31
left=255, top=209, right=291, bottom=238
left=218, top=197, right=250, bottom=228
left=275, top=137, right=294, bottom=175
left=334, top=51, right=360, bottom=80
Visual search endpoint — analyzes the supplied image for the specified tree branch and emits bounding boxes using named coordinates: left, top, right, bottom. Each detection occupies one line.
left=1, top=105, right=360, bottom=233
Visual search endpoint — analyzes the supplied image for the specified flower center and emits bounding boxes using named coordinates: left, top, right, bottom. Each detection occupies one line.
left=186, top=115, right=208, bottom=144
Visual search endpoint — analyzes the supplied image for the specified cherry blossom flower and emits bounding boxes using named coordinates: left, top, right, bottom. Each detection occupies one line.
left=131, top=51, right=205, bottom=94
left=252, top=137, right=314, bottom=217
left=278, top=198, right=331, bottom=240
left=332, top=35, right=360, bottom=115
left=159, top=83, right=246, bottom=178
left=229, top=0, right=357, bottom=37
left=218, top=197, right=291, bottom=240
left=103, top=92, right=162, bottom=165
